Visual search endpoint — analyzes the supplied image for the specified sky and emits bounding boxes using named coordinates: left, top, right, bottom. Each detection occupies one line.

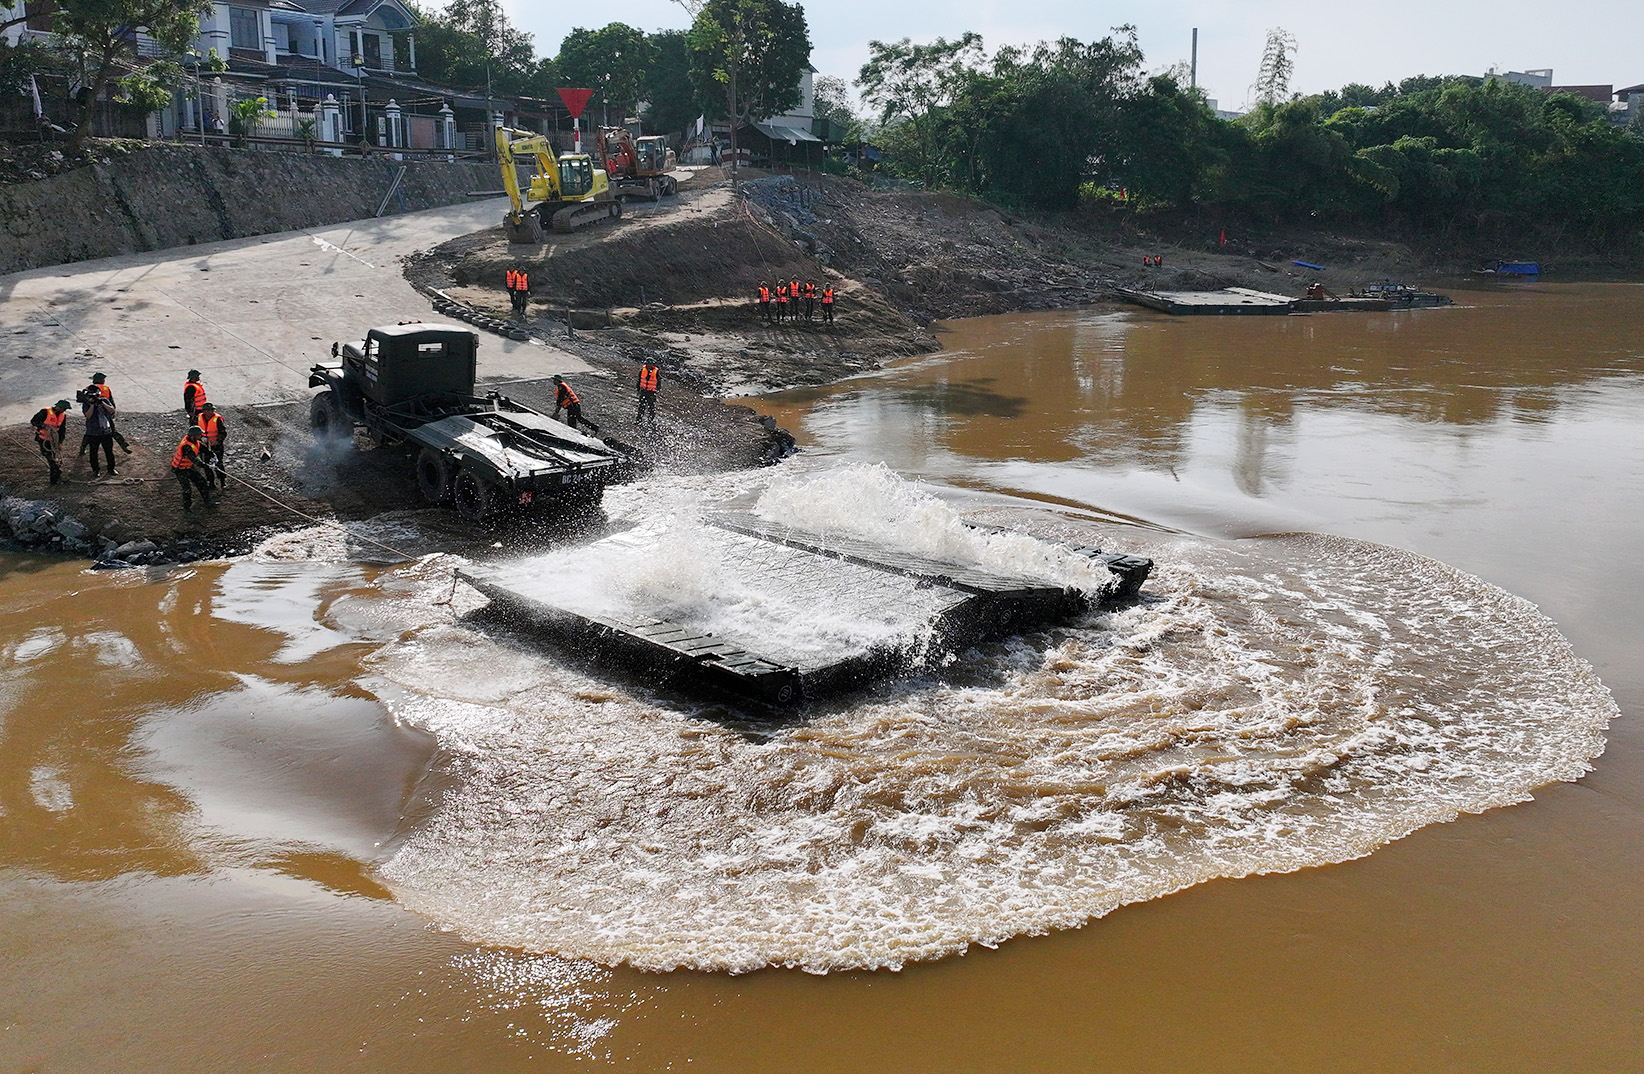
left=496, top=0, right=1638, bottom=112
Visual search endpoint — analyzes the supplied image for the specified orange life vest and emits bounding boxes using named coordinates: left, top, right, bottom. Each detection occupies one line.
left=777, top=285, right=788, bottom=302
left=517, top=271, right=529, bottom=290
left=184, top=380, right=206, bottom=411
left=171, top=436, right=201, bottom=470
left=38, top=408, right=65, bottom=441
left=556, top=382, right=579, bottom=407
left=199, top=413, right=223, bottom=445
left=758, top=286, right=770, bottom=302
left=790, top=279, right=799, bottom=296
left=639, top=365, right=658, bottom=392
left=804, top=283, right=816, bottom=298
left=506, top=269, right=519, bottom=290
left=822, top=287, right=834, bottom=305
left=90, top=383, right=111, bottom=399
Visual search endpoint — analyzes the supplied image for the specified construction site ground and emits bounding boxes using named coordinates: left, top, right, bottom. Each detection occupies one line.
left=414, top=166, right=1448, bottom=397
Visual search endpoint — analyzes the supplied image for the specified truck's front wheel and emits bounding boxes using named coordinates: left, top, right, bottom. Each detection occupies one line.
left=416, top=449, right=454, bottom=504
left=310, top=391, right=349, bottom=444
left=452, top=471, right=497, bottom=523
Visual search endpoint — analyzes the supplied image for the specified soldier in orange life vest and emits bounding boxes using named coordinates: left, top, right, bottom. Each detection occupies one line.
left=510, top=267, right=530, bottom=317
left=803, top=281, right=817, bottom=322
left=775, top=282, right=789, bottom=322
left=757, top=284, right=772, bottom=324
left=636, top=360, right=660, bottom=424
left=821, top=284, right=835, bottom=325
left=30, top=399, right=71, bottom=485
left=171, top=425, right=216, bottom=510
left=551, top=374, right=600, bottom=434
left=197, top=402, right=228, bottom=491
left=183, top=370, right=207, bottom=421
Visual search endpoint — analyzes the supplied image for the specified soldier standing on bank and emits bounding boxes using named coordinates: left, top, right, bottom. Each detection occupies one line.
left=197, top=402, right=229, bottom=491
left=636, top=360, right=660, bottom=424
left=30, top=399, right=71, bottom=485
left=183, top=370, right=208, bottom=422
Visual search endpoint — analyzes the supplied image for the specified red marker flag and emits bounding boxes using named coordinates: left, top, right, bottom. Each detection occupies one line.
left=557, top=88, right=595, bottom=119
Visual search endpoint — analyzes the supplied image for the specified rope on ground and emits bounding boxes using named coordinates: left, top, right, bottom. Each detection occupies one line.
left=218, top=469, right=465, bottom=604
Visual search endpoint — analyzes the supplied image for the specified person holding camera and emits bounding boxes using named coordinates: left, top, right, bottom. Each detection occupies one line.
left=78, top=373, right=132, bottom=453
left=78, top=382, right=119, bottom=477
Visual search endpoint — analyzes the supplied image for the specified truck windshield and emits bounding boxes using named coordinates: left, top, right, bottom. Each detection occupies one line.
left=558, top=156, right=593, bottom=197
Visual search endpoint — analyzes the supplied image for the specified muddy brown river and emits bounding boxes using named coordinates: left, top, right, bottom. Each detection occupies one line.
left=4, top=281, right=1641, bottom=1071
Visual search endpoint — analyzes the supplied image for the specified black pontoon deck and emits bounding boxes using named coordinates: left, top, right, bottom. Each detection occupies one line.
left=459, top=515, right=1152, bottom=708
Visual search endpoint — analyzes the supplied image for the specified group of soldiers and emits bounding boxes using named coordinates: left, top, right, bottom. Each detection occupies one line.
left=505, top=267, right=532, bottom=317
left=756, top=279, right=835, bottom=325
left=551, top=357, right=664, bottom=432
left=29, top=368, right=230, bottom=511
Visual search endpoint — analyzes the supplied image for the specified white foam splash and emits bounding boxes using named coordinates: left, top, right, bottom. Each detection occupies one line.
left=358, top=469, right=1614, bottom=975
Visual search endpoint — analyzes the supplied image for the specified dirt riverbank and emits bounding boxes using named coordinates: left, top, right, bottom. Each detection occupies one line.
left=0, top=373, right=779, bottom=564
left=409, top=168, right=1464, bottom=397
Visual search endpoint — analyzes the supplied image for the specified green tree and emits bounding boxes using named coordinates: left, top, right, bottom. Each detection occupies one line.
left=857, top=33, right=984, bottom=188
left=227, top=94, right=275, bottom=141
left=559, top=22, right=654, bottom=126
left=976, top=32, right=1146, bottom=209
left=811, top=73, right=860, bottom=141
left=115, top=60, right=184, bottom=117
left=410, top=0, right=536, bottom=94
left=687, top=0, right=810, bottom=176
left=642, top=29, right=706, bottom=137
left=50, top=0, right=211, bottom=147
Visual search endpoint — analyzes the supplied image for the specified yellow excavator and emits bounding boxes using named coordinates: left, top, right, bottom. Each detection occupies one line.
left=495, top=126, right=623, bottom=242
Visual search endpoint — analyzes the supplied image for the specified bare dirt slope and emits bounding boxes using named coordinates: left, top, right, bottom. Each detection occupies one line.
left=412, top=170, right=1438, bottom=396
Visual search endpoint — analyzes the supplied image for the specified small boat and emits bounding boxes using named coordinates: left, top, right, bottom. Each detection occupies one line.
left=1480, top=260, right=1541, bottom=276
left=1352, top=282, right=1453, bottom=308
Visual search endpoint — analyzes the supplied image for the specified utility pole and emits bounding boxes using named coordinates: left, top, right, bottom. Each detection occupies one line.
left=486, top=60, right=495, bottom=161
left=1191, top=28, right=1198, bottom=91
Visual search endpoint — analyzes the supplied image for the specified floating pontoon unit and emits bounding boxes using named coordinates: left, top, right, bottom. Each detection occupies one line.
left=458, top=515, right=1151, bottom=708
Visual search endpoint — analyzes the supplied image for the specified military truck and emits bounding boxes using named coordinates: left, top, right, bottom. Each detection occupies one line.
left=308, top=322, right=633, bottom=522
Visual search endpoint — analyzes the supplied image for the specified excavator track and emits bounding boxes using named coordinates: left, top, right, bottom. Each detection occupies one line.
left=550, top=198, right=623, bottom=233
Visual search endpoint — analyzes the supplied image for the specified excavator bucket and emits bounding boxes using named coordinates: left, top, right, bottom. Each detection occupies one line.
left=505, top=210, right=546, bottom=244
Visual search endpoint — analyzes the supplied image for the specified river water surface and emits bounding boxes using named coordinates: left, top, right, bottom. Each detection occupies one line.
left=3, top=281, right=1641, bottom=1071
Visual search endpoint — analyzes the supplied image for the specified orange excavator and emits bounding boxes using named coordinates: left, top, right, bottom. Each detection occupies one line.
left=596, top=126, right=678, bottom=200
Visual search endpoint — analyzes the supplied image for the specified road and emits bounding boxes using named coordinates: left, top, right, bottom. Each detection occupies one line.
left=0, top=198, right=591, bottom=423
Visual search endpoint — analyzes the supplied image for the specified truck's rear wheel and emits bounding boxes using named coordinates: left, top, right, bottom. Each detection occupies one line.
left=310, top=391, right=349, bottom=443
left=452, top=471, right=497, bottom=522
left=416, top=448, right=453, bottom=504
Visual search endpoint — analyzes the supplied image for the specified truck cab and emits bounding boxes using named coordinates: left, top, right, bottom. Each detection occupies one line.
left=335, top=323, right=479, bottom=407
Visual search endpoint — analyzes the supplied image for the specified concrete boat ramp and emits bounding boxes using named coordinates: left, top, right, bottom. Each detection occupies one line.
left=458, top=515, right=1151, bottom=708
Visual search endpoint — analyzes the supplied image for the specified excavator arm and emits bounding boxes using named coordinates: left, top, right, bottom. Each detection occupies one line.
left=494, top=126, right=619, bottom=243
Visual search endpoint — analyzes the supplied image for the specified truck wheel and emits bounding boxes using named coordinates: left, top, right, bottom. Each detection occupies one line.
left=611, top=199, right=623, bottom=220
left=310, top=391, right=349, bottom=443
left=416, top=448, right=453, bottom=504
left=452, top=471, right=497, bottom=522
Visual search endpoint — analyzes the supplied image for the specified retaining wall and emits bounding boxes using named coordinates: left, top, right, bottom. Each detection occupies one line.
left=0, top=145, right=498, bottom=276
